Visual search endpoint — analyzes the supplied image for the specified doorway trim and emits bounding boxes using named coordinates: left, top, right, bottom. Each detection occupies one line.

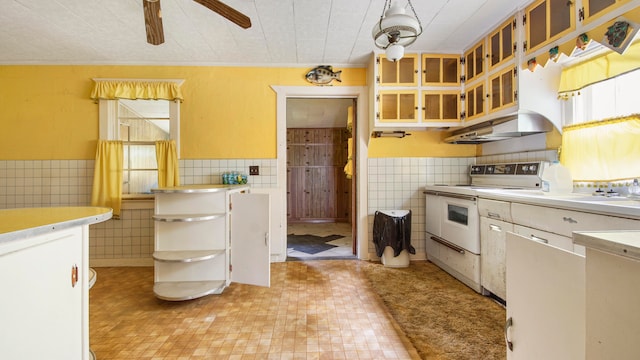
left=271, top=85, right=369, bottom=260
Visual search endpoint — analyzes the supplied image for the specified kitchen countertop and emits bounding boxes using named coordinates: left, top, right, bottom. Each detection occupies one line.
left=474, top=189, right=640, bottom=220
left=0, top=206, right=113, bottom=245
left=152, top=184, right=249, bottom=193
left=574, top=231, right=640, bottom=261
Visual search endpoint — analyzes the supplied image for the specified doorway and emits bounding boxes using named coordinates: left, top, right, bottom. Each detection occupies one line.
left=272, top=85, right=369, bottom=262
left=285, top=98, right=356, bottom=260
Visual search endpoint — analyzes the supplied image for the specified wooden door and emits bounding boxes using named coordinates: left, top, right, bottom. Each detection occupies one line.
left=286, top=128, right=351, bottom=223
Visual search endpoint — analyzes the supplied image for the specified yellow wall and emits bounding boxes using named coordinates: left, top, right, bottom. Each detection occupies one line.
left=0, top=65, right=366, bottom=160
left=368, top=131, right=478, bottom=157
left=1, top=64, right=483, bottom=161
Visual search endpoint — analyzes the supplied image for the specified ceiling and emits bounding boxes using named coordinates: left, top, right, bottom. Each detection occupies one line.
left=1, top=0, right=531, bottom=67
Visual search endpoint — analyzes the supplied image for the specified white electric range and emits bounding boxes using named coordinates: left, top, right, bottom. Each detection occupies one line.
left=423, top=161, right=548, bottom=293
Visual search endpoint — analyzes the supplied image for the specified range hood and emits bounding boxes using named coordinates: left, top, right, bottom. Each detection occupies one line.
left=444, top=112, right=553, bottom=144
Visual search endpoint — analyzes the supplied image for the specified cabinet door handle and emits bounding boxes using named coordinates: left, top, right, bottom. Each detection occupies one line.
left=562, top=216, right=578, bottom=224
left=505, top=317, right=513, bottom=351
left=489, top=224, right=502, bottom=232
left=530, top=235, right=549, bottom=244
left=488, top=212, right=501, bottom=219
left=71, top=264, right=78, bottom=288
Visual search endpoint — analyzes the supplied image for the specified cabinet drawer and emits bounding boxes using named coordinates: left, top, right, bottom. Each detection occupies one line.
left=511, top=203, right=640, bottom=238
left=512, top=224, right=574, bottom=253
left=478, top=198, right=511, bottom=222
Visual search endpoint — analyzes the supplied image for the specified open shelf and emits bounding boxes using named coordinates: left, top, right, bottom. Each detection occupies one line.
left=153, top=280, right=226, bottom=301
left=152, top=213, right=225, bottom=222
left=153, top=250, right=225, bottom=263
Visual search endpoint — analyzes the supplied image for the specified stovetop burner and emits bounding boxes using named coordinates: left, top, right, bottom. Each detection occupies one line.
left=425, top=161, right=549, bottom=195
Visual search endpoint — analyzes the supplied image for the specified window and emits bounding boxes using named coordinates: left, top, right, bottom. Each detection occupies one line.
left=561, top=69, right=640, bottom=181
left=565, top=69, right=640, bottom=126
left=99, top=98, right=180, bottom=195
left=119, top=99, right=170, bottom=194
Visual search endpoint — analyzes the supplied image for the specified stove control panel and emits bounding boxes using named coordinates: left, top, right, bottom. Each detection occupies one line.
left=470, top=162, right=545, bottom=176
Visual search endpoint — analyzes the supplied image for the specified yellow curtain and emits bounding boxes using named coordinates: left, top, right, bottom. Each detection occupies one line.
left=90, top=80, right=184, bottom=102
left=558, top=41, right=640, bottom=94
left=344, top=138, right=353, bottom=179
left=91, top=140, right=123, bottom=217
left=560, top=115, right=640, bottom=181
left=156, top=140, right=180, bottom=188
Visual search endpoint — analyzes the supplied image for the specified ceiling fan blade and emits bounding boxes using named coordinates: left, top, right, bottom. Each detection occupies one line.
left=143, top=0, right=165, bottom=45
left=193, top=0, right=252, bottom=29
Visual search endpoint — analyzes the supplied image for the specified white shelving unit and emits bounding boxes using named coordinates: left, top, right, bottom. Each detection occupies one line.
left=151, top=185, right=270, bottom=301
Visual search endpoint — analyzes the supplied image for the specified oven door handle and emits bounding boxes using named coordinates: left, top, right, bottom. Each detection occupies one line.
left=430, top=235, right=466, bottom=254
left=423, top=191, right=477, bottom=202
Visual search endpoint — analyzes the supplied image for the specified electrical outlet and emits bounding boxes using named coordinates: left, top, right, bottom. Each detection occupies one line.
left=249, top=166, right=259, bottom=175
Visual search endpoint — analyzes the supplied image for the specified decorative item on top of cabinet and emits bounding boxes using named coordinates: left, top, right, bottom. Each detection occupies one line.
left=489, top=67, right=516, bottom=113
left=377, top=90, right=418, bottom=122
left=422, top=54, right=460, bottom=86
left=377, top=53, right=419, bottom=86
left=464, top=40, right=485, bottom=83
left=488, top=17, right=516, bottom=70
left=524, top=0, right=575, bottom=54
left=422, top=90, right=460, bottom=122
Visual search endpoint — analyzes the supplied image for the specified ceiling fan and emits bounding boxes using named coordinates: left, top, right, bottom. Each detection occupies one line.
left=143, top=0, right=252, bottom=45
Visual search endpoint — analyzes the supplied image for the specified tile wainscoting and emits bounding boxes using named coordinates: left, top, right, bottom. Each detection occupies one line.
left=365, top=150, right=558, bottom=261
left=0, top=159, right=277, bottom=266
left=0, top=150, right=557, bottom=266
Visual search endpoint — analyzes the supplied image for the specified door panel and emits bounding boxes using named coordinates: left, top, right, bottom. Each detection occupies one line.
left=231, top=193, right=270, bottom=287
left=506, top=232, right=585, bottom=359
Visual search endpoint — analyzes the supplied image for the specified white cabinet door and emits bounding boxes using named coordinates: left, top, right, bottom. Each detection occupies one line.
left=506, top=232, right=585, bottom=360
left=231, top=193, right=271, bottom=287
left=480, top=216, right=512, bottom=300
left=0, top=227, right=85, bottom=360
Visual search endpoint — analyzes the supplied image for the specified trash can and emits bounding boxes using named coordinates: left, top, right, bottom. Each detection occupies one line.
left=373, top=210, right=415, bottom=268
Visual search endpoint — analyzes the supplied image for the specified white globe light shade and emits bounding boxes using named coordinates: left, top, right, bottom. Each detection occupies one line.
left=372, top=2, right=421, bottom=49
left=385, top=44, right=405, bottom=62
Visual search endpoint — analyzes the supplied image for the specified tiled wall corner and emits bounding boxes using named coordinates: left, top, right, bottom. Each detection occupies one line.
left=366, top=157, right=475, bottom=260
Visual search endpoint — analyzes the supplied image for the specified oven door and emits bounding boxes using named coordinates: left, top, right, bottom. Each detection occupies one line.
left=439, top=194, right=480, bottom=254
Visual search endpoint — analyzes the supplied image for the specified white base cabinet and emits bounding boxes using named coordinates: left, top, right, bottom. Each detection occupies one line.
left=505, top=232, right=586, bottom=360
left=0, top=206, right=111, bottom=360
left=152, top=185, right=270, bottom=301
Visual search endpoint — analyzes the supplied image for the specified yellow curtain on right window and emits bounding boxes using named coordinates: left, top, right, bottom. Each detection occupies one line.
left=91, top=140, right=123, bottom=217
left=561, top=115, right=640, bottom=182
left=155, top=140, right=180, bottom=188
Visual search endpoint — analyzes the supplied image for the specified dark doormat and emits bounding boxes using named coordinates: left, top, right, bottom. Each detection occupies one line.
left=287, top=234, right=344, bottom=254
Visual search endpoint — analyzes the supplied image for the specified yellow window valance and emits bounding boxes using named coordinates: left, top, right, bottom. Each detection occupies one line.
left=560, top=114, right=640, bottom=182
left=90, top=80, right=184, bottom=102
left=558, top=41, right=640, bottom=94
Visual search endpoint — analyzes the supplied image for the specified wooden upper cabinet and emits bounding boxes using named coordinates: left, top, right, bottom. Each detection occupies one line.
left=582, top=0, right=632, bottom=24
left=465, top=82, right=486, bottom=121
left=525, top=0, right=575, bottom=54
left=377, top=54, right=419, bottom=86
left=464, top=40, right=485, bottom=83
left=422, top=90, right=460, bottom=122
left=489, top=67, right=516, bottom=113
left=378, top=90, right=418, bottom=122
left=489, top=18, right=516, bottom=70
left=422, top=54, right=460, bottom=86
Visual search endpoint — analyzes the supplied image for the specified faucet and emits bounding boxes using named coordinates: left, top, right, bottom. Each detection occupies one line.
left=606, top=183, right=620, bottom=197
left=592, top=183, right=605, bottom=196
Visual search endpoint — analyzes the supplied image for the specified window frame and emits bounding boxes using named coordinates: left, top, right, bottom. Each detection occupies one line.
left=97, top=79, right=181, bottom=199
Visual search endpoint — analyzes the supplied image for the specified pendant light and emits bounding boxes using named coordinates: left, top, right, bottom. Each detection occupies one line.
left=372, top=0, right=423, bottom=62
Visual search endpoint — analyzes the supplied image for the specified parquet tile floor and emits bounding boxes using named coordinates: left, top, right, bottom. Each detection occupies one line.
left=89, top=260, right=420, bottom=359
